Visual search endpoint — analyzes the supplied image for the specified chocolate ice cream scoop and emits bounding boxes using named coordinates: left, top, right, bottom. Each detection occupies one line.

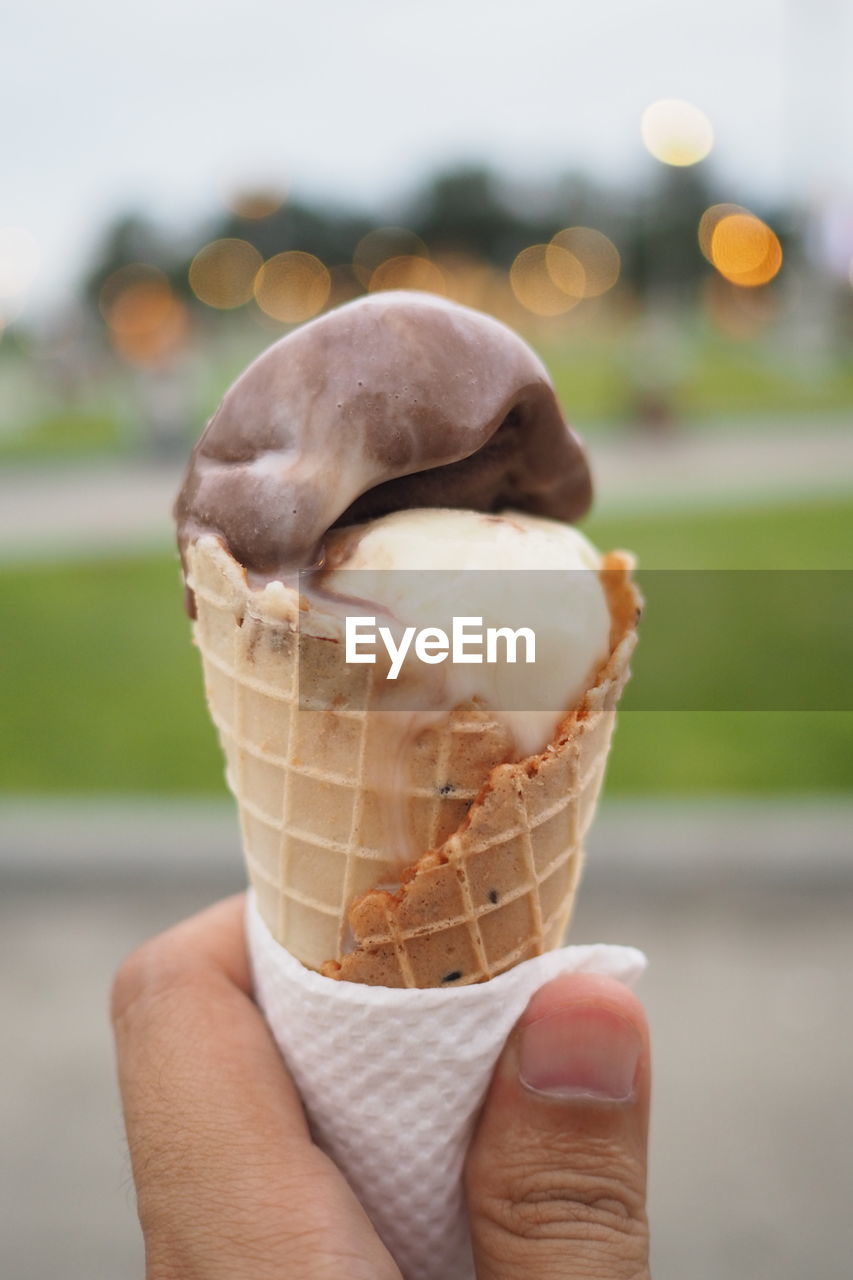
left=175, top=291, right=591, bottom=594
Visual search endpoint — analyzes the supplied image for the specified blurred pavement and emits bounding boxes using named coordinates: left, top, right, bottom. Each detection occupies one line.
left=2, top=796, right=852, bottom=1279
left=2, top=420, right=852, bottom=560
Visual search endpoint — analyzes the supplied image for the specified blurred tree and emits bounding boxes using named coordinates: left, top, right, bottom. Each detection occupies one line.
left=82, top=212, right=181, bottom=307
left=216, top=198, right=374, bottom=267
left=551, top=171, right=622, bottom=237
left=406, top=165, right=529, bottom=263
left=624, top=162, right=716, bottom=302
left=75, top=164, right=806, bottom=330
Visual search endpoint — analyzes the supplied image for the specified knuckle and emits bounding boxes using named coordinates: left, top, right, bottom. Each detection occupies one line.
left=499, top=1169, right=644, bottom=1240
left=480, top=1133, right=647, bottom=1245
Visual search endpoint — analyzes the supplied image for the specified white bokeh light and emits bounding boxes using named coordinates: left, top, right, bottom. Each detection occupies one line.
left=641, top=99, right=714, bottom=167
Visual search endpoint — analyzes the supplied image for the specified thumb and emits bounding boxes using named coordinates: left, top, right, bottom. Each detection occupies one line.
left=465, top=972, right=651, bottom=1280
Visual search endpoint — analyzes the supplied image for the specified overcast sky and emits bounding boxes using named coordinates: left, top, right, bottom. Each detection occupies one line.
left=3, top=0, right=851, bottom=311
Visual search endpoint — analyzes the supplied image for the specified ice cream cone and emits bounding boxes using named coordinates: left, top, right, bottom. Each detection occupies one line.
left=187, top=533, right=640, bottom=988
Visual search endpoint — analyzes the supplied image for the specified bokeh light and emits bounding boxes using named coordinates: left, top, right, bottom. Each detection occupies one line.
left=99, top=263, right=189, bottom=365
left=254, top=251, right=331, bottom=322
left=99, top=263, right=162, bottom=321
left=549, top=227, right=621, bottom=297
left=544, top=243, right=585, bottom=298
left=698, top=204, right=748, bottom=262
left=353, top=228, right=428, bottom=287
left=509, top=245, right=583, bottom=316
left=222, top=188, right=285, bottom=219
left=710, top=214, right=783, bottom=287
left=189, top=238, right=263, bottom=309
left=0, top=227, right=40, bottom=299
left=368, top=255, right=446, bottom=295
left=641, top=99, right=714, bottom=166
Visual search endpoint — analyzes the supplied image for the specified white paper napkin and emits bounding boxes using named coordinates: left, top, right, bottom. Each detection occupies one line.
left=247, top=894, right=646, bottom=1280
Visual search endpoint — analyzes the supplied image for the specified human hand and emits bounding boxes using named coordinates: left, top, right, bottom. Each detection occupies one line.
left=111, top=896, right=400, bottom=1279
left=111, top=896, right=650, bottom=1279
left=464, top=970, right=651, bottom=1278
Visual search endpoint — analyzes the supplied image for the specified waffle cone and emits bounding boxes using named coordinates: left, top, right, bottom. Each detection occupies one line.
left=187, top=534, right=640, bottom=988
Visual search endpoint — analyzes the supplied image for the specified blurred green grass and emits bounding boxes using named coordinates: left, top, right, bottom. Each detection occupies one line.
left=542, top=331, right=853, bottom=425
left=3, top=495, right=851, bottom=796
left=589, top=498, right=853, bottom=792
left=3, top=329, right=852, bottom=460
left=0, top=410, right=124, bottom=461
left=582, top=498, right=853, bottom=569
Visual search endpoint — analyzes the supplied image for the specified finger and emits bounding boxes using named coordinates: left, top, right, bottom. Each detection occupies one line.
left=465, top=973, right=651, bottom=1280
left=111, top=895, right=400, bottom=1280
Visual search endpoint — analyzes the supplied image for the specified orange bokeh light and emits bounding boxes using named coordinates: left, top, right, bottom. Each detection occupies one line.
left=510, top=245, right=583, bottom=316
left=223, top=188, right=285, bottom=219
left=99, top=264, right=189, bottom=365
left=368, top=255, right=446, bottom=295
left=698, top=204, right=747, bottom=262
left=544, top=243, right=585, bottom=299
left=549, top=227, right=620, bottom=297
left=254, top=251, right=331, bottom=322
left=710, top=214, right=783, bottom=287
left=189, top=238, right=263, bottom=309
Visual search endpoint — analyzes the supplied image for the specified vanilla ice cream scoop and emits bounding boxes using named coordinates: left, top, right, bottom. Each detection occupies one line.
left=321, top=507, right=611, bottom=757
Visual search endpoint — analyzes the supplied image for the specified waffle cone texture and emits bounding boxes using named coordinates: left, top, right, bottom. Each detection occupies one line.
left=187, top=535, right=640, bottom=988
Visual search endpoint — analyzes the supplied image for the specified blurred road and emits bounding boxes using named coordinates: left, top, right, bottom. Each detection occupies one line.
left=2, top=796, right=852, bottom=1280
left=2, top=421, right=852, bottom=560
